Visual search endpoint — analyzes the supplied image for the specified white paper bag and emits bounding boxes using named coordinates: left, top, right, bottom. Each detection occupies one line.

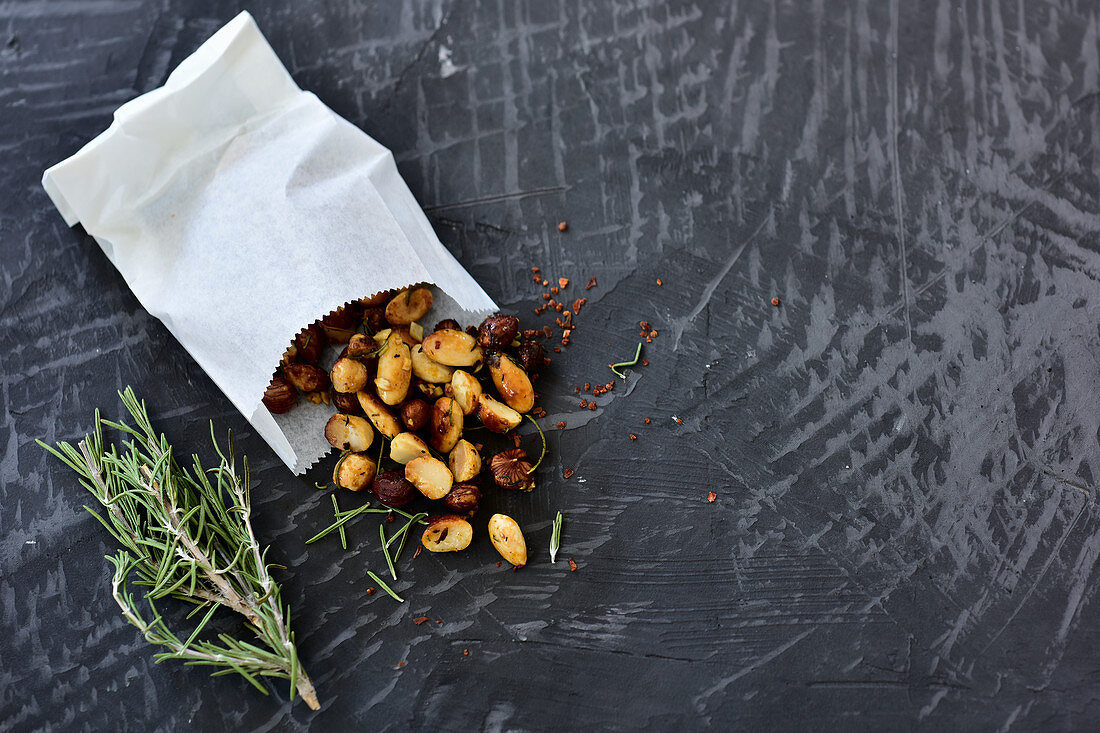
left=41, top=11, right=497, bottom=473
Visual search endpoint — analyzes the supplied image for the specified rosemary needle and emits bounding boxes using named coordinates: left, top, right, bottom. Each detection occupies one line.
left=306, top=502, right=380, bottom=544
left=609, top=342, right=643, bottom=378
left=380, top=523, right=398, bottom=580
left=367, top=571, right=403, bottom=603
left=550, top=511, right=563, bottom=563
left=331, top=495, right=347, bottom=550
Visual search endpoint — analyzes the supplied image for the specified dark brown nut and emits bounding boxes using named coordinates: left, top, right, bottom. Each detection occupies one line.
left=515, top=340, right=548, bottom=373
left=421, top=515, right=473, bottom=552
left=477, top=395, right=522, bottom=433
left=448, top=439, right=481, bottom=482
left=346, top=333, right=377, bottom=359
left=401, top=398, right=430, bottom=431
left=488, top=513, right=527, bottom=567
left=430, top=397, right=464, bottom=453
left=331, top=357, right=370, bottom=393
left=465, top=325, right=479, bottom=338
left=263, top=376, right=297, bottom=414
left=486, top=352, right=534, bottom=413
left=362, top=306, right=388, bottom=334
left=434, top=318, right=461, bottom=332
left=360, top=290, right=394, bottom=308
left=443, top=482, right=481, bottom=515
left=490, top=448, right=535, bottom=491
left=284, top=363, right=330, bottom=393
left=371, top=469, right=417, bottom=508
left=385, top=287, right=433, bottom=326
left=324, top=414, right=374, bottom=452
left=294, top=324, right=326, bottom=364
left=333, top=452, right=377, bottom=492
left=422, top=329, right=484, bottom=367
left=331, top=391, right=362, bottom=414
left=405, top=456, right=453, bottom=500
left=477, top=314, right=520, bottom=350
left=356, top=391, right=402, bottom=439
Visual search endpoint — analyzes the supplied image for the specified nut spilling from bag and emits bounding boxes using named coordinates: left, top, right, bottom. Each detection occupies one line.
left=264, top=284, right=551, bottom=567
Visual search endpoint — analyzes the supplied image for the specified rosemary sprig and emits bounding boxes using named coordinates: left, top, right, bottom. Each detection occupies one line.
left=367, top=571, right=404, bottom=603
left=550, top=511, right=563, bottom=563
left=331, top=495, right=347, bottom=550
left=609, top=342, right=643, bottom=378
left=525, top=414, right=547, bottom=473
left=37, top=388, right=319, bottom=709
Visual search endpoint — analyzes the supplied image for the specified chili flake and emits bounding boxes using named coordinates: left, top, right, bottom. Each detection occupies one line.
left=629, top=434, right=637, bottom=441
left=574, top=387, right=581, bottom=394
left=676, top=418, right=684, bottom=425
left=588, top=403, right=597, bottom=411
left=573, top=297, right=587, bottom=313
left=542, top=279, right=549, bottom=287
left=642, top=359, right=649, bottom=366
left=414, top=616, right=430, bottom=626
left=644, top=418, right=651, bottom=424
left=398, top=661, right=406, bottom=668
left=496, top=561, right=502, bottom=567
left=656, top=278, right=663, bottom=286
left=558, top=277, right=569, bottom=289
left=531, top=266, right=540, bottom=274
left=568, top=558, right=578, bottom=572
left=464, top=649, right=469, bottom=656
left=556, top=421, right=566, bottom=430
left=558, top=221, right=568, bottom=232
left=550, top=286, right=559, bottom=295
left=579, top=398, right=588, bottom=408
left=586, top=276, right=597, bottom=290
left=771, top=297, right=780, bottom=306
left=584, top=382, right=591, bottom=391
left=707, top=492, right=717, bottom=503
left=563, top=468, right=574, bottom=479
left=553, top=346, right=561, bottom=353
left=367, top=587, right=376, bottom=595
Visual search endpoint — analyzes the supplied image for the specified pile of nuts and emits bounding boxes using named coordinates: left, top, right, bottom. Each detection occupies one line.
left=262, top=285, right=548, bottom=567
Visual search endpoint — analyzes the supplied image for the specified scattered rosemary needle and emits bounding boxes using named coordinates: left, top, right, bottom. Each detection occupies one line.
left=331, top=495, right=347, bottom=550
left=306, top=502, right=381, bottom=544
left=37, top=388, right=319, bottom=710
left=367, top=571, right=404, bottom=603
left=525, top=414, right=547, bottom=473
left=380, top=523, right=398, bottom=580
left=550, top=511, right=563, bottom=563
left=609, top=342, right=643, bottom=378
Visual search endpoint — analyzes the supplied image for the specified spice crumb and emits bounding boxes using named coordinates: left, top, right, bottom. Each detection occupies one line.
left=558, top=221, right=568, bottom=232
left=367, top=587, right=376, bottom=595
left=588, top=403, right=597, bottom=411
left=771, top=297, right=780, bottom=307
left=642, top=359, right=649, bottom=366
left=496, top=561, right=502, bottom=567
left=584, top=382, right=591, bottom=391
left=676, top=418, right=684, bottom=425
left=556, top=421, right=566, bottom=430
left=542, top=279, right=549, bottom=287
left=644, top=418, right=651, bottom=424
left=387, top=515, right=395, bottom=522
left=553, top=346, right=561, bottom=353
left=531, top=266, right=540, bottom=274
left=550, top=286, right=559, bottom=295
left=579, top=398, right=588, bottom=408
left=707, top=491, right=718, bottom=503
left=585, top=276, right=597, bottom=290
left=564, top=468, right=574, bottom=479
left=414, top=616, right=430, bottom=625
left=656, top=278, right=663, bottom=286
left=397, top=661, right=406, bottom=668
left=568, top=558, right=578, bottom=572
left=464, top=649, right=469, bottom=656
left=629, top=434, right=637, bottom=441
left=558, top=277, right=569, bottom=289
left=574, top=387, right=581, bottom=394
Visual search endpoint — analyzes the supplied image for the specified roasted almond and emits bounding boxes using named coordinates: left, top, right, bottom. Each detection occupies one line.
left=422, top=329, right=484, bottom=367
left=487, top=513, right=527, bottom=567
left=405, top=456, right=453, bottom=500
left=374, top=336, right=412, bottom=405
left=324, top=414, right=374, bottom=452
left=486, top=352, right=534, bottom=413
left=411, top=343, right=455, bottom=383
left=421, top=515, right=474, bottom=552
left=389, top=432, right=431, bottom=464
left=356, top=390, right=403, bottom=439
left=448, top=439, right=481, bottom=482
left=449, top=370, right=482, bottom=415
left=430, top=396, right=463, bottom=453
left=477, top=394, right=522, bottom=433
left=385, top=287, right=433, bottom=326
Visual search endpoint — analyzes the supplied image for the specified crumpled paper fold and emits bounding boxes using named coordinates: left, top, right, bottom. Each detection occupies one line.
left=42, top=12, right=497, bottom=473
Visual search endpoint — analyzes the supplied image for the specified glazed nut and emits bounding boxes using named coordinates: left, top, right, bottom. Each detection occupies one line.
left=443, top=482, right=482, bottom=515
left=477, top=394, right=523, bottom=434
left=449, top=370, right=483, bottom=415
left=331, top=391, right=363, bottom=415
left=346, top=333, right=377, bottom=359
left=356, top=390, right=403, bottom=439
left=294, top=324, right=326, bottom=364
left=422, top=329, right=485, bottom=367
left=411, top=343, right=455, bottom=383
left=389, top=432, right=431, bottom=464
left=476, top=314, right=520, bottom=350
left=330, top=357, right=370, bottom=393
left=405, top=456, right=453, bottom=500
left=430, top=396, right=464, bottom=453
left=284, top=363, right=330, bottom=393
left=333, top=452, right=377, bottom=492
left=488, top=513, right=527, bottom=567
left=324, top=414, right=375, bottom=453
left=421, top=515, right=473, bottom=553
left=515, top=340, right=548, bottom=373
left=448, top=439, right=482, bottom=483
left=263, top=376, right=297, bottom=414
left=362, top=306, right=388, bottom=334
left=490, top=448, right=535, bottom=491
left=385, top=286, right=434, bottom=326
left=401, top=398, right=430, bottom=431
left=371, top=469, right=418, bottom=508
left=486, top=352, right=534, bottom=413
left=374, top=336, right=412, bottom=405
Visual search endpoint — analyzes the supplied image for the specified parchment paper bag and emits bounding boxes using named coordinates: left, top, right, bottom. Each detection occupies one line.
left=41, top=12, right=497, bottom=473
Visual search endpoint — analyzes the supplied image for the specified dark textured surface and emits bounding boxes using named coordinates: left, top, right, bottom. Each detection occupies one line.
left=3, top=0, right=1100, bottom=729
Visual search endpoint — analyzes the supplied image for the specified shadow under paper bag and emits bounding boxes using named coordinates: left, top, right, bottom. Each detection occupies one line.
left=41, top=12, right=497, bottom=473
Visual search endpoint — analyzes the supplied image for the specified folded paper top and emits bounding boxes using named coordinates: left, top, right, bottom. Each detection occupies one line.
left=42, top=12, right=497, bottom=472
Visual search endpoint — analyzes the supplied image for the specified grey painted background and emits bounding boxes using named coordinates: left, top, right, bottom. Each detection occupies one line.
left=2, top=0, right=1100, bottom=730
